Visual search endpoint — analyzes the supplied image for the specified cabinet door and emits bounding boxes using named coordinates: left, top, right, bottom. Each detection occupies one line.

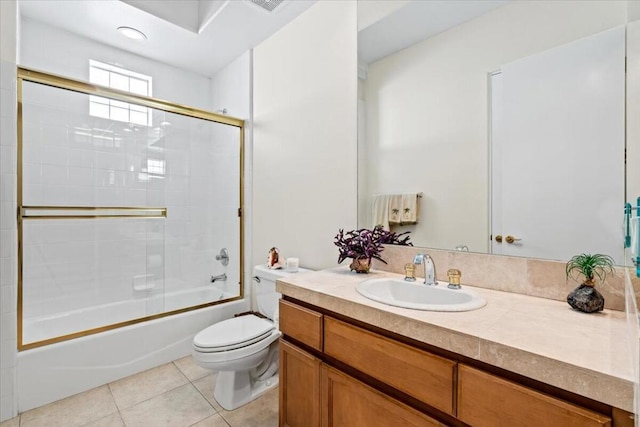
left=457, top=365, right=611, bottom=427
left=280, top=339, right=321, bottom=427
left=322, top=365, right=442, bottom=427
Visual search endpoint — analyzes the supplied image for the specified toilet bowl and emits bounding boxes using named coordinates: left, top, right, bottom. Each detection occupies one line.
left=192, top=264, right=311, bottom=410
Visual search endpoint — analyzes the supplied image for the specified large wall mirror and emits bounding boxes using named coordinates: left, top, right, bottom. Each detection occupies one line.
left=357, top=0, right=636, bottom=265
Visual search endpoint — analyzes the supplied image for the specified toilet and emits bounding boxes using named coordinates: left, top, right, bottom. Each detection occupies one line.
left=192, top=264, right=311, bottom=410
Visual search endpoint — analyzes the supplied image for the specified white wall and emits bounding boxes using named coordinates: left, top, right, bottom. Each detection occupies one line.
left=628, top=20, right=640, bottom=207
left=360, top=1, right=627, bottom=253
left=0, top=0, right=18, bottom=420
left=20, top=18, right=212, bottom=110
left=253, top=1, right=357, bottom=271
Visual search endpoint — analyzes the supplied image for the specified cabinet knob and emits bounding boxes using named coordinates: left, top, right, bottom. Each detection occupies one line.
left=494, top=235, right=503, bottom=243
left=505, top=235, right=521, bottom=244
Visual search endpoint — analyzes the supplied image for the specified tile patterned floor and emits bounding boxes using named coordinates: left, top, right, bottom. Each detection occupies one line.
left=0, top=356, right=278, bottom=427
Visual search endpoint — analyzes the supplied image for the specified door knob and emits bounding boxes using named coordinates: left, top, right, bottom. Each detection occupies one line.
left=505, top=235, right=521, bottom=244
left=494, top=235, right=503, bottom=243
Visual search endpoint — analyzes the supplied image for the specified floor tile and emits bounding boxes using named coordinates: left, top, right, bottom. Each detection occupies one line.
left=218, top=387, right=278, bottom=427
left=109, top=363, right=189, bottom=410
left=82, top=413, right=124, bottom=427
left=20, top=385, right=117, bottom=427
left=0, top=416, right=19, bottom=427
left=173, top=355, right=211, bottom=382
left=191, top=413, right=230, bottom=427
left=192, top=373, right=223, bottom=412
left=120, top=383, right=215, bottom=427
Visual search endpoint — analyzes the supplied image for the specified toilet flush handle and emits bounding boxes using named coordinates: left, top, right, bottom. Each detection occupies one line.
left=253, top=276, right=261, bottom=283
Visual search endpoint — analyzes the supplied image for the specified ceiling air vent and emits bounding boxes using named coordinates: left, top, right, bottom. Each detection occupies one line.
left=249, top=0, right=284, bottom=13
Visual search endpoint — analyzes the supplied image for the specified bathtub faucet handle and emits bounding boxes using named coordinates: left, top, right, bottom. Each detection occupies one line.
left=215, top=248, right=229, bottom=266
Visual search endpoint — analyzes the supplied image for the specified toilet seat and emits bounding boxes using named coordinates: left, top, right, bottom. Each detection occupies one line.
left=193, top=314, right=276, bottom=353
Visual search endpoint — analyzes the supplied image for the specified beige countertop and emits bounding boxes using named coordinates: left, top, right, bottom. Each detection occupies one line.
left=276, top=267, right=634, bottom=412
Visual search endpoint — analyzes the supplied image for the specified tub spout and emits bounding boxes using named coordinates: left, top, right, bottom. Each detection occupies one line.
left=210, top=273, right=227, bottom=283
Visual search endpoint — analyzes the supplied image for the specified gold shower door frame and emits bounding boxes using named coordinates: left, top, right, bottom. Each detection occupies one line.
left=17, top=67, right=246, bottom=350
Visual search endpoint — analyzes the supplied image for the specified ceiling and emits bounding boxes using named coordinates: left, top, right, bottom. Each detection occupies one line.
left=19, top=0, right=316, bottom=77
left=358, top=0, right=510, bottom=64
left=19, top=0, right=511, bottom=77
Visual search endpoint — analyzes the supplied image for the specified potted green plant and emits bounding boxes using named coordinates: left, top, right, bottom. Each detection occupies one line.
left=334, top=226, right=412, bottom=273
left=565, top=253, right=614, bottom=313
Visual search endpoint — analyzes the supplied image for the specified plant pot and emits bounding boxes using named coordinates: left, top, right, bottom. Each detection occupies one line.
left=349, top=258, right=371, bottom=274
left=567, top=282, right=604, bottom=313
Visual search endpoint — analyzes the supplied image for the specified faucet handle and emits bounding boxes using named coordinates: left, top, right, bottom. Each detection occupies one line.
left=404, top=263, right=416, bottom=282
left=447, top=269, right=461, bottom=289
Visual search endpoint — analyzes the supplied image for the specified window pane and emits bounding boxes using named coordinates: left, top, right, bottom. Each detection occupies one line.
left=110, top=73, right=129, bottom=91
left=147, top=159, right=165, bottom=175
left=90, top=68, right=110, bottom=87
left=130, top=104, right=147, bottom=113
left=110, top=99, right=129, bottom=109
left=90, top=95, right=110, bottom=105
left=110, top=106, right=129, bottom=123
left=90, top=102, right=109, bottom=119
left=129, top=78, right=148, bottom=96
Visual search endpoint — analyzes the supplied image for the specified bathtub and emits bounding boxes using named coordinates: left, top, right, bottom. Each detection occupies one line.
left=17, top=286, right=248, bottom=412
left=23, top=285, right=234, bottom=344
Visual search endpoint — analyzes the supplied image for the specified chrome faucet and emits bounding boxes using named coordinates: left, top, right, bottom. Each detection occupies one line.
left=210, top=273, right=227, bottom=283
left=413, top=253, right=437, bottom=285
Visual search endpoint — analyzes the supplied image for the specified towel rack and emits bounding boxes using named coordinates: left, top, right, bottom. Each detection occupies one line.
left=374, top=192, right=423, bottom=198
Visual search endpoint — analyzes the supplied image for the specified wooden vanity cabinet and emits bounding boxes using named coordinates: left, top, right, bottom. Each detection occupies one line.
left=279, top=298, right=623, bottom=427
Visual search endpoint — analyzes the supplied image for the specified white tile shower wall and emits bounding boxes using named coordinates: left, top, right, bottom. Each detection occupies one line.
left=0, top=0, right=17, bottom=420
left=19, top=115, right=242, bottom=330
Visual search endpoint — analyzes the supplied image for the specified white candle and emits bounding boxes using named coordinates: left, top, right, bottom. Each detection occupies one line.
left=287, top=257, right=299, bottom=272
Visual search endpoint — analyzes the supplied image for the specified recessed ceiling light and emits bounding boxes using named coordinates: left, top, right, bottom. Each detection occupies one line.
left=117, top=26, right=147, bottom=41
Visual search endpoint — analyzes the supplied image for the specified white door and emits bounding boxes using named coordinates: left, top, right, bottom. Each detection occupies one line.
left=491, top=26, right=625, bottom=263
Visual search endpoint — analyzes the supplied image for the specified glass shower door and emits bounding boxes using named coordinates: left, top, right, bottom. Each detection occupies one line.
left=18, top=69, right=244, bottom=349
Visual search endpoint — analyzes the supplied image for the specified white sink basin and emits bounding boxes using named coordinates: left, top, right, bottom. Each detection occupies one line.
left=356, top=278, right=487, bottom=312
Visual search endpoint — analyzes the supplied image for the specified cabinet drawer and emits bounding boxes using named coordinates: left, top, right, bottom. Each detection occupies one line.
left=323, top=317, right=456, bottom=415
left=322, top=365, right=443, bottom=427
left=457, top=365, right=611, bottom=427
left=279, top=300, right=323, bottom=351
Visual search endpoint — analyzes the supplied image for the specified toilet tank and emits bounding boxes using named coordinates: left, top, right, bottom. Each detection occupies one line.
left=253, top=264, right=312, bottom=320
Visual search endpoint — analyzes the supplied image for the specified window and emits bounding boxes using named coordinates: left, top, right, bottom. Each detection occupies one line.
left=89, top=60, right=153, bottom=126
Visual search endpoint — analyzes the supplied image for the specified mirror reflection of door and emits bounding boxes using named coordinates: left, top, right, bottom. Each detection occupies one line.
left=490, top=26, right=625, bottom=263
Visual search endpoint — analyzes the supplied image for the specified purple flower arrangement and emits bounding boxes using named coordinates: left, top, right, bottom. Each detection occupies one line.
left=334, top=226, right=413, bottom=266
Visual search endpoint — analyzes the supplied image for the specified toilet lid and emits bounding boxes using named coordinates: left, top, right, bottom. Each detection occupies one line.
left=193, top=314, right=275, bottom=351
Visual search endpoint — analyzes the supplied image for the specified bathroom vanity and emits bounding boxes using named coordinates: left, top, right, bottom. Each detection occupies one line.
left=276, top=268, right=634, bottom=427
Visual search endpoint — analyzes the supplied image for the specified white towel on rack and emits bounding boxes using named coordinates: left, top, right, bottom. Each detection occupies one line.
left=388, top=195, right=402, bottom=225
left=372, top=195, right=391, bottom=231
left=401, top=193, right=419, bottom=224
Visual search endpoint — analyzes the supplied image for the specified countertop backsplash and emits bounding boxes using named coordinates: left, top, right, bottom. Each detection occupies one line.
left=373, top=245, right=640, bottom=311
